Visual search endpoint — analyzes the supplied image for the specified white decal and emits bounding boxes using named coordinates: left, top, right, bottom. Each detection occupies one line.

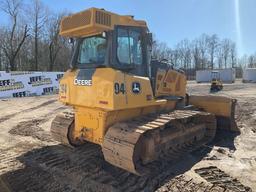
left=74, top=79, right=92, bottom=86
left=132, top=82, right=141, bottom=94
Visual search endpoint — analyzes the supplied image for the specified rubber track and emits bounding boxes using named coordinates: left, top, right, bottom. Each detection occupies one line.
left=195, top=166, right=252, bottom=192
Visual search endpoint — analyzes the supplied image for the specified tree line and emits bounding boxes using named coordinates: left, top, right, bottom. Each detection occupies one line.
left=152, top=34, right=256, bottom=71
left=0, top=0, right=255, bottom=73
left=0, top=0, right=72, bottom=71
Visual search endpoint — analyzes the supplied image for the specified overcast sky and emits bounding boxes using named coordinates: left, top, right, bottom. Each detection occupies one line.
left=1, top=0, right=255, bottom=56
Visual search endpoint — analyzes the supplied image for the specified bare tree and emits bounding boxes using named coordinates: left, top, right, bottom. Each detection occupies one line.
left=0, top=0, right=246, bottom=73
left=222, top=39, right=231, bottom=68
left=191, top=39, right=201, bottom=70
left=152, top=40, right=170, bottom=60
left=151, top=33, right=238, bottom=75
left=47, top=13, right=62, bottom=71
left=230, top=42, right=237, bottom=68
left=248, top=55, right=256, bottom=68
left=216, top=46, right=224, bottom=69
left=0, top=28, right=3, bottom=70
left=207, top=34, right=219, bottom=69
left=198, top=34, right=209, bottom=69
left=29, top=0, right=48, bottom=70
left=0, top=46, right=3, bottom=70
left=0, top=0, right=29, bottom=71
left=238, top=54, right=247, bottom=68
left=177, top=39, right=191, bottom=70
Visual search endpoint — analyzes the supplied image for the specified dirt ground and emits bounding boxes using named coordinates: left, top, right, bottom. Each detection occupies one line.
left=0, top=80, right=255, bottom=192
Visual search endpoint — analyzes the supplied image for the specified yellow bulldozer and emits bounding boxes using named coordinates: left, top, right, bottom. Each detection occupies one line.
left=51, top=8, right=237, bottom=175
left=210, top=71, right=223, bottom=92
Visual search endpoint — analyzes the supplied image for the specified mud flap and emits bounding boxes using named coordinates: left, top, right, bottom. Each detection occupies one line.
left=188, top=95, right=239, bottom=132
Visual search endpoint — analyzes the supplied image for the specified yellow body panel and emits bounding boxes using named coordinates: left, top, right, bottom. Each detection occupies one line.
left=59, top=68, right=165, bottom=110
left=59, top=68, right=178, bottom=145
left=74, top=101, right=176, bottom=145
left=60, top=8, right=147, bottom=38
left=155, top=69, right=186, bottom=98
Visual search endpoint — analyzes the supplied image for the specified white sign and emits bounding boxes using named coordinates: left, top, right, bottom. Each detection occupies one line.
left=0, top=71, right=64, bottom=98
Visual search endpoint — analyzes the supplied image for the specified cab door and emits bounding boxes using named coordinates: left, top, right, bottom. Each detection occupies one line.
left=112, top=26, right=149, bottom=77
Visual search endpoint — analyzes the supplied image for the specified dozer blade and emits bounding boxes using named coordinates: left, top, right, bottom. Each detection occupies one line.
left=102, top=110, right=216, bottom=175
left=188, top=95, right=238, bottom=132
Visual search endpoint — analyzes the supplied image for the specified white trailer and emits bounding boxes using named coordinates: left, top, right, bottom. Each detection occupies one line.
left=243, top=68, right=256, bottom=83
left=196, top=68, right=235, bottom=83
left=196, top=70, right=212, bottom=83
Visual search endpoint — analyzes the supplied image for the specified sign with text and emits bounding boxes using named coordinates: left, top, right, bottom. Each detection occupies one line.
left=0, top=71, right=64, bottom=98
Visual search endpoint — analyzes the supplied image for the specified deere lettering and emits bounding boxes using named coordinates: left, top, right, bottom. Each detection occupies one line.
left=74, top=79, right=92, bottom=86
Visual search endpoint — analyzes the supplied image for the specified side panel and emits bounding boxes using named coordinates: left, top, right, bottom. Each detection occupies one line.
left=155, top=69, right=186, bottom=98
left=59, top=68, right=164, bottom=110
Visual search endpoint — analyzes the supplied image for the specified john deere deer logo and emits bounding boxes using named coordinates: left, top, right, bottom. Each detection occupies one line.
left=132, top=82, right=141, bottom=94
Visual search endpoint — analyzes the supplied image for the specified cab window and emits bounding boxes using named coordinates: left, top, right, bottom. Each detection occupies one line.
left=77, top=36, right=107, bottom=64
left=117, top=28, right=143, bottom=65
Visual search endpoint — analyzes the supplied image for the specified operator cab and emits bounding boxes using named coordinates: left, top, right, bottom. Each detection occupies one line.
left=70, top=26, right=152, bottom=77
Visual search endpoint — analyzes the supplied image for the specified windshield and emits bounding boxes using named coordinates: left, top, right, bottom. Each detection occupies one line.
left=117, top=28, right=143, bottom=65
left=77, top=36, right=107, bottom=65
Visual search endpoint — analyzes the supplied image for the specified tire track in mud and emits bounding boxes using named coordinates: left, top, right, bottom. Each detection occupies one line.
left=0, top=143, right=37, bottom=182
left=235, top=99, right=255, bottom=121
left=235, top=98, right=256, bottom=134
left=0, top=143, right=70, bottom=192
left=0, top=99, right=57, bottom=123
left=1, top=141, right=252, bottom=192
left=1, top=144, right=116, bottom=192
left=195, top=166, right=252, bottom=192
left=0, top=141, right=224, bottom=192
left=0, top=151, right=23, bottom=175
left=2, top=166, right=72, bottom=192
left=155, top=175, right=227, bottom=192
left=2, top=97, right=253, bottom=191
left=8, top=106, right=67, bottom=142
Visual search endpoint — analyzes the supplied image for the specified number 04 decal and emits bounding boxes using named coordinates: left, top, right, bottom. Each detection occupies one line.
left=114, top=83, right=126, bottom=94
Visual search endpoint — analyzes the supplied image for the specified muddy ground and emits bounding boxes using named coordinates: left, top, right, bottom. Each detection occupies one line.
left=0, top=80, right=255, bottom=192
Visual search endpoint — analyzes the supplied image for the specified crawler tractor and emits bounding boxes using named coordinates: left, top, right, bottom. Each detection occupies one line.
left=51, top=8, right=237, bottom=175
left=210, top=71, right=223, bottom=92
